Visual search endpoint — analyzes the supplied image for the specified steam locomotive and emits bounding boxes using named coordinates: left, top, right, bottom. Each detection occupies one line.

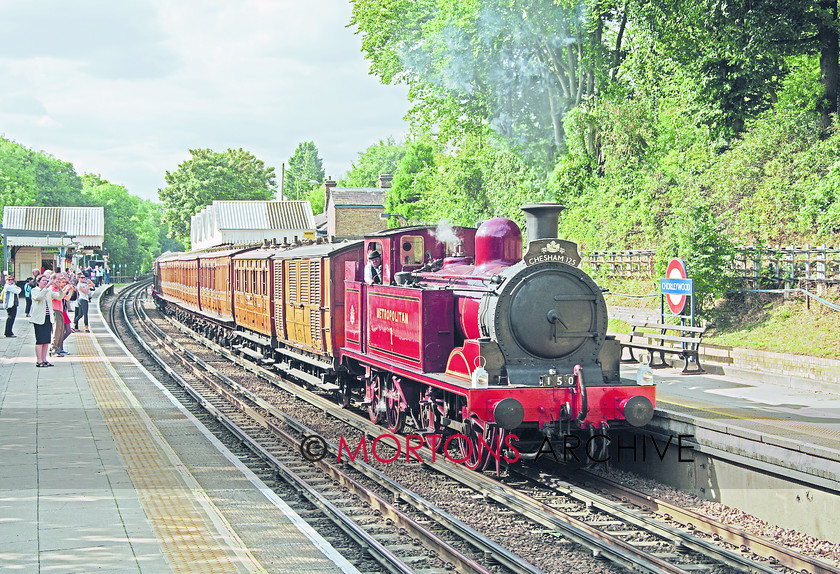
left=153, top=203, right=655, bottom=471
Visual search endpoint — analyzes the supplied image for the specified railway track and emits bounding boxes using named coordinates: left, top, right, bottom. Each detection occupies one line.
left=110, top=281, right=539, bottom=574
left=109, top=282, right=840, bottom=574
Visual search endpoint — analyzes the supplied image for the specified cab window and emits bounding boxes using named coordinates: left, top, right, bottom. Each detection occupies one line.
left=401, top=236, right=425, bottom=267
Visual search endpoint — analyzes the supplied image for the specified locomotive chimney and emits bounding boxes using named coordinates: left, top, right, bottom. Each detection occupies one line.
left=521, top=203, right=564, bottom=244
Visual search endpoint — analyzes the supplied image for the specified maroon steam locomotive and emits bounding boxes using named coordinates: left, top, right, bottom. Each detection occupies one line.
left=153, top=203, right=655, bottom=471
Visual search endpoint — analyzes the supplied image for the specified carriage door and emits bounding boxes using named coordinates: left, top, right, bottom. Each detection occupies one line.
left=285, top=258, right=321, bottom=351
left=286, top=259, right=310, bottom=347
left=273, top=260, right=285, bottom=339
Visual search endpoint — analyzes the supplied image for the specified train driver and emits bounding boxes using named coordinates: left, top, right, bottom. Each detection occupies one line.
left=364, top=250, right=383, bottom=285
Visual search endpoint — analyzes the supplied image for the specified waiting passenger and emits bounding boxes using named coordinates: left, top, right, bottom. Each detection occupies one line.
left=364, top=251, right=382, bottom=285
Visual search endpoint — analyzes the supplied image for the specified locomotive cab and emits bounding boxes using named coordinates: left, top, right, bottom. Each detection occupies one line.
left=362, top=226, right=478, bottom=285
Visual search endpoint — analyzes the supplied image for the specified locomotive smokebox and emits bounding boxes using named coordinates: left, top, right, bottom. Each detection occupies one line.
left=521, top=203, right=564, bottom=244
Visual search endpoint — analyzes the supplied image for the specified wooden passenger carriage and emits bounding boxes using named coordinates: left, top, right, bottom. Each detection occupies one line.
left=199, top=248, right=244, bottom=322
left=271, top=242, right=364, bottom=363
left=155, top=251, right=200, bottom=311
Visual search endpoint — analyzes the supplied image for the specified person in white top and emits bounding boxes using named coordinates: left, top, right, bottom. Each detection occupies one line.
left=74, top=278, right=92, bottom=332
left=3, top=275, right=22, bottom=337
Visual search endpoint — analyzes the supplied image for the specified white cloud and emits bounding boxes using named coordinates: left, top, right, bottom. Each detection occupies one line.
left=0, top=0, right=408, bottom=201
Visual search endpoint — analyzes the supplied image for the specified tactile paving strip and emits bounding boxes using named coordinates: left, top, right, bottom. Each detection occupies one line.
left=75, top=334, right=265, bottom=574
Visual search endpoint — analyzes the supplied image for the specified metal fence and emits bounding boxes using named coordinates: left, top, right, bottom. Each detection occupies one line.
left=582, top=245, right=840, bottom=292
left=583, top=250, right=656, bottom=278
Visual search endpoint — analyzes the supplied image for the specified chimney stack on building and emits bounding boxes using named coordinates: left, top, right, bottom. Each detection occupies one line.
left=324, top=177, right=337, bottom=211
left=378, top=174, right=393, bottom=189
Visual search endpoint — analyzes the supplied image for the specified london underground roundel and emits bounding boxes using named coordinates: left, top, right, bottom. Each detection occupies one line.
left=666, top=258, right=688, bottom=315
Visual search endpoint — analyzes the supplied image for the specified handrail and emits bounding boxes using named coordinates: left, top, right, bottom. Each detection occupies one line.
left=729, top=288, right=840, bottom=312
left=608, top=288, right=840, bottom=312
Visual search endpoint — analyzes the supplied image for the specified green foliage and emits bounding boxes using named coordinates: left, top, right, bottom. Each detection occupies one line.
left=82, top=175, right=163, bottom=275
left=284, top=141, right=325, bottom=200
left=306, top=185, right=325, bottom=215
left=158, top=148, right=276, bottom=244
left=774, top=54, right=823, bottom=117
left=656, top=206, right=736, bottom=316
left=634, top=0, right=840, bottom=132
left=407, top=141, right=544, bottom=227
left=0, top=137, right=87, bottom=215
left=385, top=140, right=436, bottom=223
left=339, top=138, right=407, bottom=188
left=350, top=0, right=624, bottom=170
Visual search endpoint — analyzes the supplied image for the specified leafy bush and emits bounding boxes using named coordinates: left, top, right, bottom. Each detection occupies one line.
left=656, top=205, right=736, bottom=316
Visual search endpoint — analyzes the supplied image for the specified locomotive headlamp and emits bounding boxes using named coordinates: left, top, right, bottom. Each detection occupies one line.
left=471, top=365, right=489, bottom=388
left=636, top=366, right=655, bottom=386
left=471, top=357, right=489, bottom=388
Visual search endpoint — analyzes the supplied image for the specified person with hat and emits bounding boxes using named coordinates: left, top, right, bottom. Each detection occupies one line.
left=364, top=250, right=383, bottom=285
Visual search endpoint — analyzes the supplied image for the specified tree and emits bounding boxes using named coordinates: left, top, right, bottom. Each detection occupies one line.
left=0, top=137, right=87, bottom=214
left=385, top=140, right=436, bottom=223
left=339, top=138, right=407, bottom=188
left=284, top=141, right=325, bottom=200
left=657, top=205, right=736, bottom=316
left=83, top=175, right=154, bottom=275
left=158, top=148, right=276, bottom=244
left=635, top=0, right=840, bottom=133
left=350, top=0, right=628, bottom=168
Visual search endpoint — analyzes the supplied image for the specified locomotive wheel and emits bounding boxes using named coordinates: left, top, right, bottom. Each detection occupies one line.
left=366, top=374, right=384, bottom=424
left=458, top=418, right=506, bottom=471
left=484, top=425, right=507, bottom=475
left=410, top=386, right=434, bottom=432
left=458, top=417, right=489, bottom=470
left=385, top=376, right=406, bottom=434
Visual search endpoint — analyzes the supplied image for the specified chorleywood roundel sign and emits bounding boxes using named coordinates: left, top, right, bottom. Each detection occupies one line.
left=661, top=258, right=692, bottom=315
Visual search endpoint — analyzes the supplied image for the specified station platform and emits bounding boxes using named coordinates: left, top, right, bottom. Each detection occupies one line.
left=618, top=357, right=840, bottom=479
left=0, top=290, right=359, bottom=573
left=617, top=360, right=840, bottom=543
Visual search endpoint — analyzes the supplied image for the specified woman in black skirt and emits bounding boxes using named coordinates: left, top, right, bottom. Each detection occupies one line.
left=29, top=275, right=63, bottom=367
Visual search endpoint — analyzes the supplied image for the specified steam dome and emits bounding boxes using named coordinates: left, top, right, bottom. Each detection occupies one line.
left=474, top=218, right=522, bottom=272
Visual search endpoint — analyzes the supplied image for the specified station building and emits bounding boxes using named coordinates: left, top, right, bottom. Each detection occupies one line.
left=1, top=206, right=104, bottom=278
left=190, top=200, right=316, bottom=250
left=322, top=174, right=391, bottom=241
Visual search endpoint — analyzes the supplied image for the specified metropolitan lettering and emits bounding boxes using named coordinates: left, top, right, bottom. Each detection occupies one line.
left=376, top=307, right=410, bottom=324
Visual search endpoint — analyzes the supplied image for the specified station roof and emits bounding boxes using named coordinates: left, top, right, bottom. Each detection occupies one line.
left=2, top=206, right=104, bottom=248
left=329, top=189, right=386, bottom=207
left=194, top=200, right=315, bottom=231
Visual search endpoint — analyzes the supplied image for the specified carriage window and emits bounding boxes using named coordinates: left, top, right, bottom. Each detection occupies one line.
left=401, top=236, right=425, bottom=266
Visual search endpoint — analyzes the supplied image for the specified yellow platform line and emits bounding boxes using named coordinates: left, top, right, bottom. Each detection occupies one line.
left=76, top=333, right=266, bottom=574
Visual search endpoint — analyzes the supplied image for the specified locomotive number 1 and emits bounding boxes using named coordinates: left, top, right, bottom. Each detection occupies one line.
left=389, top=327, right=394, bottom=346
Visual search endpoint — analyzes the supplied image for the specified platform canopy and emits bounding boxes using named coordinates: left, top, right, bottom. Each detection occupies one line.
left=190, top=200, right=316, bottom=250
left=2, top=206, right=104, bottom=248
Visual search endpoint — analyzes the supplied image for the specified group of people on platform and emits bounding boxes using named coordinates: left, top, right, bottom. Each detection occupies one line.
left=2, top=267, right=95, bottom=368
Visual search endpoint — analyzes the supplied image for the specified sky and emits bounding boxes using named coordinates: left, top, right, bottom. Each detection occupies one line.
left=0, top=0, right=410, bottom=202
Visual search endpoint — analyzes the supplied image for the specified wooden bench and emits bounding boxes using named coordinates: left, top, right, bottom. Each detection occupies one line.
left=621, top=319, right=706, bottom=374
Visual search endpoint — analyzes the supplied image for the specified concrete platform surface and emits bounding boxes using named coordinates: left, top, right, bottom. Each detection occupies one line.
left=0, top=290, right=359, bottom=573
